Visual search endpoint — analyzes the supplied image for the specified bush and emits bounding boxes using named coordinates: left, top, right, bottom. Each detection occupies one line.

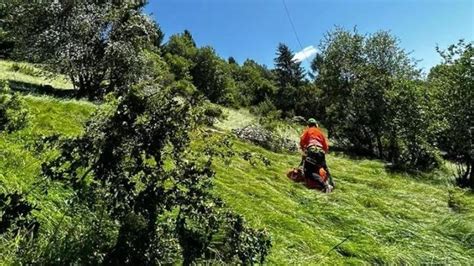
left=250, top=98, right=282, bottom=131
left=384, top=80, right=441, bottom=170
left=0, top=80, right=28, bottom=132
left=37, top=86, right=271, bottom=264
left=199, top=102, right=226, bottom=126
left=429, top=41, right=473, bottom=189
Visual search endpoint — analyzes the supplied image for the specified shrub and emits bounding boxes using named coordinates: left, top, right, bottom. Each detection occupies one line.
left=0, top=191, right=39, bottom=236
left=0, top=80, right=28, bottom=132
left=250, top=98, right=282, bottom=131
left=38, top=85, right=271, bottom=264
left=429, top=40, right=473, bottom=189
left=197, top=102, right=226, bottom=126
left=384, top=80, right=441, bottom=170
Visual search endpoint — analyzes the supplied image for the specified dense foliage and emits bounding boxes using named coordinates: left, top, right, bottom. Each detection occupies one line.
left=311, top=28, right=439, bottom=169
left=0, top=2, right=14, bottom=58
left=191, top=46, right=237, bottom=105
left=7, top=0, right=162, bottom=98
left=0, top=80, right=28, bottom=133
left=234, top=59, right=278, bottom=106
left=429, top=40, right=473, bottom=188
left=0, top=191, right=38, bottom=236
left=36, top=84, right=271, bottom=264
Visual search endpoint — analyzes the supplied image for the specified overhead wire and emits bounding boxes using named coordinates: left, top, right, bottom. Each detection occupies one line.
left=282, top=0, right=305, bottom=52
left=281, top=0, right=313, bottom=69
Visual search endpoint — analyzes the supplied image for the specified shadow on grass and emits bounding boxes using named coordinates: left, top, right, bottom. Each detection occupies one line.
left=9, top=80, right=77, bottom=99
left=330, top=145, right=380, bottom=161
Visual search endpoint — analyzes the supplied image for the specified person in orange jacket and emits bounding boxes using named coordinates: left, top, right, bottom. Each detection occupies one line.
left=299, top=118, right=333, bottom=191
left=300, top=118, right=329, bottom=153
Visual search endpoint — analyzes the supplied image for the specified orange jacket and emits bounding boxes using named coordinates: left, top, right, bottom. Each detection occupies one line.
left=300, top=127, right=329, bottom=153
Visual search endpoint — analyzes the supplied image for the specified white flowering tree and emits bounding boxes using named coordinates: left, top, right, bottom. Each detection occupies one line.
left=8, top=0, right=163, bottom=99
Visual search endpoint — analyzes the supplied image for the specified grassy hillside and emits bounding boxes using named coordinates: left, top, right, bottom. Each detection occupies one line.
left=1, top=61, right=473, bottom=264
left=210, top=114, right=473, bottom=264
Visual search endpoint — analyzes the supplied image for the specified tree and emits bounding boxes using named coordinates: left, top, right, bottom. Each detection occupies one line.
left=293, top=83, right=323, bottom=119
left=163, top=31, right=198, bottom=81
left=384, top=80, right=440, bottom=170
left=274, top=43, right=305, bottom=88
left=312, top=27, right=437, bottom=169
left=228, top=56, right=237, bottom=65
left=191, top=46, right=237, bottom=105
left=0, top=2, right=15, bottom=58
left=273, top=43, right=306, bottom=116
left=429, top=40, right=473, bottom=188
left=164, top=30, right=197, bottom=59
left=41, top=83, right=271, bottom=264
left=8, top=1, right=162, bottom=98
left=233, top=59, right=277, bottom=106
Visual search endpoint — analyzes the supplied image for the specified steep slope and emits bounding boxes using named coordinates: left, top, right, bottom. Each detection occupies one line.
left=208, top=109, right=474, bottom=264
left=1, top=63, right=473, bottom=264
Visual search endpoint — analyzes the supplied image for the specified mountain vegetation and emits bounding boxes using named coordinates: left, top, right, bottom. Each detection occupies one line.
left=0, top=1, right=472, bottom=264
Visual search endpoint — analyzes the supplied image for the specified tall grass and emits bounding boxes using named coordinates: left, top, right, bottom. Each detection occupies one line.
left=0, top=73, right=472, bottom=264
left=0, top=94, right=96, bottom=263
left=208, top=140, right=473, bottom=264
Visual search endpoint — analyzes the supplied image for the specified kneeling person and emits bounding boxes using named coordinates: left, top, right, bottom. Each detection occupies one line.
left=299, top=118, right=333, bottom=191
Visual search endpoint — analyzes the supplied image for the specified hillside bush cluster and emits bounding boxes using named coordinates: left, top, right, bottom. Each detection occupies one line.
left=33, top=85, right=271, bottom=264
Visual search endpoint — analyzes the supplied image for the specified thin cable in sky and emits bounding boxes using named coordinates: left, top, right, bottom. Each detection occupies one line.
left=282, top=0, right=311, bottom=65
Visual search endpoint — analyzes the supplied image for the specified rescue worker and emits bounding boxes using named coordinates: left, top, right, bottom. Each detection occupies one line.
left=299, top=118, right=333, bottom=192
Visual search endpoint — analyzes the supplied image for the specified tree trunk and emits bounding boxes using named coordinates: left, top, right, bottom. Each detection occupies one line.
left=376, top=134, right=383, bottom=159
left=457, top=155, right=473, bottom=189
left=466, top=156, right=473, bottom=189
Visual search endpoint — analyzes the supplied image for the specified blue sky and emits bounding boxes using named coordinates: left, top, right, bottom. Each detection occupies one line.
left=146, top=0, right=473, bottom=73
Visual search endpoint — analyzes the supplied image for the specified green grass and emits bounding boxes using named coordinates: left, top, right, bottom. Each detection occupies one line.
left=1, top=95, right=96, bottom=187
left=211, top=141, right=473, bottom=264
left=208, top=110, right=474, bottom=264
left=0, top=94, right=96, bottom=263
left=0, top=60, right=72, bottom=90
left=1, top=70, right=473, bottom=264
left=215, top=107, right=257, bottom=131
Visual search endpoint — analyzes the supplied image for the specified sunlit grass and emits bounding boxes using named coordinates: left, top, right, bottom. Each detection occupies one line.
left=0, top=60, right=72, bottom=90
left=215, top=107, right=256, bottom=131
left=209, top=140, right=473, bottom=264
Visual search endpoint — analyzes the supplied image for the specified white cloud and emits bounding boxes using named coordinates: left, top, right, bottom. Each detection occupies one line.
left=293, top=45, right=318, bottom=62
